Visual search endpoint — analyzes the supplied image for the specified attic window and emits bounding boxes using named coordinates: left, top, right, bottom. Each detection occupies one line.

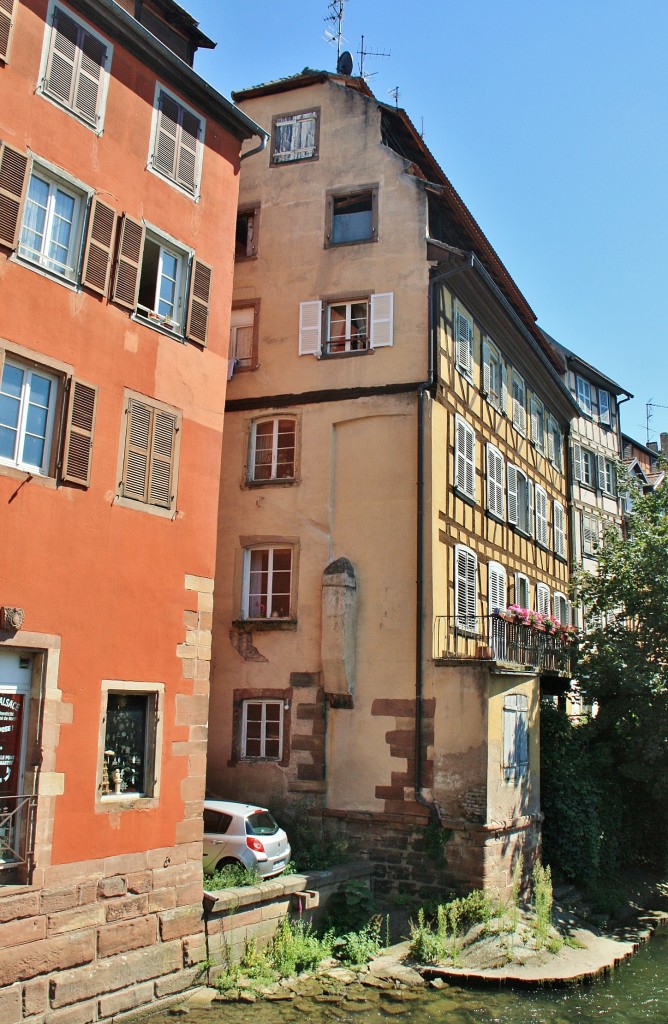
left=271, top=109, right=319, bottom=164
left=326, top=188, right=377, bottom=246
left=236, top=205, right=259, bottom=259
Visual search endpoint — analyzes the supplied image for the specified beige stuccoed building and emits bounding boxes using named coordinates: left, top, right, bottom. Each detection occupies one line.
left=208, top=69, right=581, bottom=896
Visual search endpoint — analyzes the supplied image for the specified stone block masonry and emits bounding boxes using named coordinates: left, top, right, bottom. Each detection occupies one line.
left=0, top=575, right=216, bottom=1024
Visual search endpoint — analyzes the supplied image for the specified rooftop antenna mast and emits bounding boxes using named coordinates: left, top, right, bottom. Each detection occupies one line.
left=358, top=34, right=390, bottom=80
left=646, top=399, right=668, bottom=444
left=324, top=0, right=345, bottom=64
left=388, top=85, right=400, bottom=107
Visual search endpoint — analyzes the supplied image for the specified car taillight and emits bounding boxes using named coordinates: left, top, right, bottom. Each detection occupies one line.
left=246, top=836, right=265, bottom=853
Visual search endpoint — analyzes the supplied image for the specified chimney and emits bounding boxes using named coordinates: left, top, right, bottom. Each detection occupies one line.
left=661, top=432, right=668, bottom=459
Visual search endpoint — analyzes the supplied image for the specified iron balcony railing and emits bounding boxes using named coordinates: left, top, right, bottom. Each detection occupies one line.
left=433, top=614, right=575, bottom=675
left=0, top=794, right=37, bottom=873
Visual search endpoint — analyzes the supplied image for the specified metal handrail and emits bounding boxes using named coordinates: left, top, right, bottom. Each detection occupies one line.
left=433, top=614, right=574, bottom=674
left=0, top=794, right=37, bottom=870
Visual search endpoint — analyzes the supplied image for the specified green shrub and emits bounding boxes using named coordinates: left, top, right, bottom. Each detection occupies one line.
left=532, top=861, right=553, bottom=949
left=205, top=863, right=261, bottom=890
left=270, top=917, right=333, bottom=976
left=333, top=917, right=383, bottom=965
left=326, top=880, right=376, bottom=933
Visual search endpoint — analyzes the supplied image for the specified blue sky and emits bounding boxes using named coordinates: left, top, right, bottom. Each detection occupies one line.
left=185, top=0, right=668, bottom=444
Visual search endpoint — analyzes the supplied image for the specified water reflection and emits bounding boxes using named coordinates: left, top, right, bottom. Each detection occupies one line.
left=155, top=931, right=667, bottom=1024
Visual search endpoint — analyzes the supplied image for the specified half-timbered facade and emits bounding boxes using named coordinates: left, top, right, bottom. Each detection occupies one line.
left=208, top=69, right=579, bottom=896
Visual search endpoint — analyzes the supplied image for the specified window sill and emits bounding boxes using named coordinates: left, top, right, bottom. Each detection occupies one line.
left=554, top=552, right=568, bottom=564
left=486, top=509, right=506, bottom=525
left=132, top=312, right=186, bottom=342
left=503, top=766, right=528, bottom=782
left=97, top=794, right=159, bottom=812
left=37, top=87, right=104, bottom=134
left=320, top=348, right=374, bottom=360
left=456, top=368, right=474, bottom=385
left=233, top=618, right=297, bottom=632
left=12, top=253, right=79, bottom=290
left=114, top=493, right=176, bottom=519
left=0, top=465, right=57, bottom=489
left=246, top=477, right=298, bottom=489
left=454, top=487, right=477, bottom=509
left=324, top=236, right=377, bottom=249
left=146, top=162, right=200, bottom=201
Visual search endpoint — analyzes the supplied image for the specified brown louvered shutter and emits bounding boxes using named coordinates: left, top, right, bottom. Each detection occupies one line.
left=0, top=142, right=28, bottom=249
left=0, top=0, right=16, bottom=63
left=62, top=379, right=97, bottom=486
left=176, top=108, right=200, bottom=192
left=122, top=399, right=151, bottom=501
left=185, top=259, right=212, bottom=345
left=73, top=28, right=106, bottom=125
left=81, top=197, right=116, bottom=295
left=153, top=91, right=179, bottom=179
left=148, top=410, right=176, bottom=508
left=111, top=215, right=144, bottom=309
left=44, top=7, right=79, bottom=108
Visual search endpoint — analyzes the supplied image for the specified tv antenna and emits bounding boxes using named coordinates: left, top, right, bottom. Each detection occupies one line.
left=646, top=399, right=668, bottom=444
left=388, top=85, right=400, bottom=107
left=324, top=0, right=346, bottom=63
left=358, top=34, right=390, bottom=80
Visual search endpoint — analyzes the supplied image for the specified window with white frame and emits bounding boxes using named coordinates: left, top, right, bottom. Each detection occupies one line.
left=486, top=443, right=505, bottom=519
left=0, top=352, right=96, bottom=485
left=511, top=371, right=526, bottom=434
left=455, top=545, right=477, bottom=634
left=98, top=682, right=164, bottom=803
left=39, top=3, right=112, bottom=130
left=507, top=464, right=532, bottom=535
left=0, top=358, right=58, bottom=474
left=149, top=85, right=204, bottom=195
left=535, top=485, right=549, bottom=548
left=18, top=164, right=87, bottom=282
left=249, top=417, right=296, bottom=483
left=547, top=414, right=563, bottom=470
left=271, top=109, right=319, bottom=164
left=515, top=572, right=529, bottom=609
left=576, top=375, right=592, bottom=416
left=298, top=294, right=393, bottom=356
left=454, top=415, right=475, bottom=500
left=454, top=302, right=473, bottom=379
left=503, top=693, right=529, bottom=780
left=481, top=338, right=504, bottom=410
left=536, top=582, right=550, bottom=616
left=241, top=699, right=283, bottom=759
left=243, top=546, right=294, bottom=620
left=598, top=388, right=611, bottom=426
left=553, top=593, right=569, bottom=625
left=582, top=448, right=596, bottom=488
left=553, top=500, right=566, bottom=558
left=582, top=513, right=600, bottom=557
left=530, top=396, right=545, bottom=453
left=111, top=216, right=212, bottom=345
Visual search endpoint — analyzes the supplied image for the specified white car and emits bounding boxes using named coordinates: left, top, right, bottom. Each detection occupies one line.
left=202, top=799, right=291, bottom=879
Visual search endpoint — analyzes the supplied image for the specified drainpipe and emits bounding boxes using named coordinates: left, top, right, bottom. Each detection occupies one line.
left=240, top=130, right=269, bottom=162
left=414, top=257, right=472, bottom=815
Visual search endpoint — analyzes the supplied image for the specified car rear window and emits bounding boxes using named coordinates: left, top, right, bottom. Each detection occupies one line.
left=203, top=810, right=233, bottom=834
left=245, top=810, right=279, bottom=836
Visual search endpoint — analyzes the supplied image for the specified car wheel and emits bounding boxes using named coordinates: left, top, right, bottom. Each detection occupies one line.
left=215, top=857, right=243, bottom=870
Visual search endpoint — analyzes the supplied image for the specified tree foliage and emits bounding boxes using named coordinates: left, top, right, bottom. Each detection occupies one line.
left=569, top=481, right=668, bottom=872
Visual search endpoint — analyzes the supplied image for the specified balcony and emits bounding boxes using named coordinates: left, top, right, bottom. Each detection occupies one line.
left=433, top=613, right=575, bottom=676
left=0, top=794, right=37, bottom=878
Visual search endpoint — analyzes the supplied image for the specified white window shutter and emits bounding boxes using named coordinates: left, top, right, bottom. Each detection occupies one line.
left=370, top=292, right=393, bottom=347
left=507, top=464, right=518, bottom=525
left=455, top=546, right=477, bottom=631
left=487, top=444, right=504, bottom=518
left=572, top=442, right=583, bottom=482
left=488, top=562, right=506, bottom=614
left=597, top=454, right=606, bottom=491
left=547, top=415, right=555, bottom=461
left=501, top=363, right=508, bottom=415
left=599, top=389, right=610, bottom=425
left=527, top=479, right=534, bottom=537
left=554, top=501, right=565, bottom=557
left=455, top=307, right=473, bottom=376
left=299, top=300, right=322, bottom=356
left=481, top=340, right=491, bottom=394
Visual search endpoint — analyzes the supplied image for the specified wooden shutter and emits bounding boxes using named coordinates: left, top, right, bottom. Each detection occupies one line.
left=148, top=410, right=176, bottom=508
left=44, top=6, right=79, bottom=108
left=487, top=444, right=504, bottom=518
left=81, top=197, right=116, bottom=295
left=526, top=479, right=533, bottom=537
left=599, top=389, right=610, bottom=425
left=176, top=108, right=200, bottom=193
left=370, top=292, right=393, bottom=347
left=547, top=415, right=555, bottom=462
left=572, top=442, right=583, bottom=482
left=153, top=91, right=179, bottom=179
left=597, top=454, right=606, bottom=492
left=61, top=378, right=97, bottom=486
left=186, top=258, right=212, bottom=345
left=0, top=0, right=16, bottom=63
left=481, top=340, right=490, bottom=394
left=299, top=300, right=322, bottom=356
left=507, top=464, right=518, bottom=525
left=536, top=583, right=549, bottom=616
left=455, top=306, right=472, bottom=376
left=0, top=142, right=28, bottom=249
left=111, top=215, right=144, bottom=309
left=554, top=501, right=565, bottom=557
left=488, top=562, right=506, bottom=614
left=73, top=28, right=107, bottom=125
left=122, top=399, right=151, bottom=502
left=455, top=546, right=477, bottom=631
left=501, top=363, right=508, bottom=415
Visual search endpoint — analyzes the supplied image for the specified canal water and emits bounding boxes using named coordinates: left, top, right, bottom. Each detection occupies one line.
left=154, top=928, right=667, bottom=1024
